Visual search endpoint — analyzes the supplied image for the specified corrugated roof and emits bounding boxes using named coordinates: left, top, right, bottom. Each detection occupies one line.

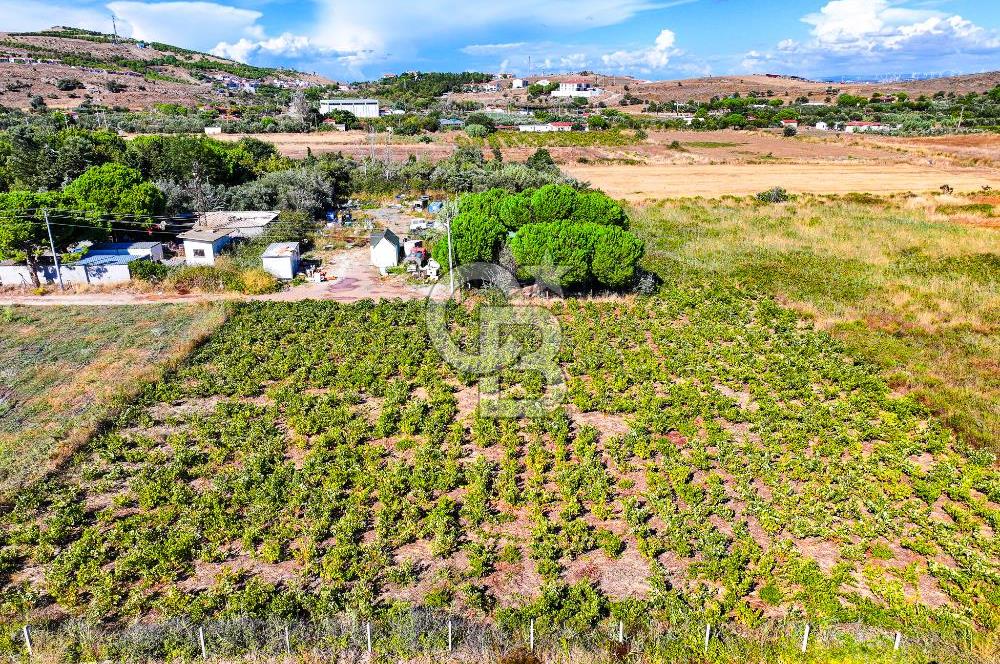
left=179, top=229, right=232, bottom=242
left=262, top=242, right=300, bottom=258
left=71, top=254, right=143, bottom=267
left=90, top=242, right=160, bottom=250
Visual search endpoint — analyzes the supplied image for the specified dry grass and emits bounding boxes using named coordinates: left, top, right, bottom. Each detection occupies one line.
left=0, top=303, right=227, bottom=497
left=634, top=193, right=1000, bottom=448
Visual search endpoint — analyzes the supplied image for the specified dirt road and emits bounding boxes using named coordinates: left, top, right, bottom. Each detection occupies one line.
left=563, top=162, right=1000, bottom=200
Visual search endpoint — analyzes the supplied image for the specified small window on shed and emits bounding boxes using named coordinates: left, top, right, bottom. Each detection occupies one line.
left=193, top=248, right=206, bottom=257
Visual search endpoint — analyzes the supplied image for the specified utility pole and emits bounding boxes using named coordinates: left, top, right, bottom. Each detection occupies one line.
left=44, top=210, right=65, bottom=292
left=110, top=15, right=119, bottom=44
left=446, top=216, right=455, bottom=296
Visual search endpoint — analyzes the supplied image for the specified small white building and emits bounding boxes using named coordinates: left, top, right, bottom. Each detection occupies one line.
left=319, top=98, right=380, bottom=118
left=179, top=229, right=232, bottom=266
left=815, top=121, right=829, bottom=131
left=204, top=126, right=222, bottom=135
left=844, top=121, right=892, bottom=133
left=512, top=78, right=526, bottom=89
left=370, top=228, right=401, bottom=273
left=780, top=119, right=799, bottom=129
left=261, top=242, right=300, bottom=279
left=551, top=79, right=602, bottom=98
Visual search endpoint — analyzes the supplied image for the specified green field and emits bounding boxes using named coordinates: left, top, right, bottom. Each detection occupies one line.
left=1, top=294, right=997, bottom=661
left=633, top=194, right=1000, bottom=452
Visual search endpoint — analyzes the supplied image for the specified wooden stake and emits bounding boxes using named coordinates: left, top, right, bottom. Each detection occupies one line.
left=284, top=625, right=291, bottom=656
left=529, top=619, right=534, bottom=652
left=894, top=632, right=902, bottom=651
left=618, top=620, right=624, bottom=644
left=704, top=624, right=711, bottom=654
left=198, top=626, right=207, bottom=661
left=448, top=619, right=453, bottom=652
left=801, top=624, right=810, bottom=653
left=366, top=621, right=372, bottom=656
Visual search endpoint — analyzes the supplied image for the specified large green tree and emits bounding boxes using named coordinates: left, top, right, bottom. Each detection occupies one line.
left=62, top=163, right=165, bottom=220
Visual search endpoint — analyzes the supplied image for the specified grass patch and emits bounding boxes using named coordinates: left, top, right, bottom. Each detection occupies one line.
left=683, top=141, right=743, bottom=149
left=0, top=303, right=227, bottom=497
left=633, top=195, right=1000, bottom=448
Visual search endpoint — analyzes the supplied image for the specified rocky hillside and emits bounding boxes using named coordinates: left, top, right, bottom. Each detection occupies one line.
left=0, top=27, right=334, bottom=110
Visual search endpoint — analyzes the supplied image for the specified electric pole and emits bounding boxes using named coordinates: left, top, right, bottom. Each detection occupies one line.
left=110, top=15, right=119, bottom=44
left=44, top=210, right=65, bottom=291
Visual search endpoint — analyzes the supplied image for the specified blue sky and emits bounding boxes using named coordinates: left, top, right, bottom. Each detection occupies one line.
left=5, top=0, right=1000, bottom=81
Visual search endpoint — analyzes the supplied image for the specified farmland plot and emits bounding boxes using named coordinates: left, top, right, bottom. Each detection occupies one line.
left=1, top=294, right=998, bottom=653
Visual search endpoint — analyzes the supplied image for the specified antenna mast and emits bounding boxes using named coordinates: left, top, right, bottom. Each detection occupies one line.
left=110, top=15, right=119, bottom=43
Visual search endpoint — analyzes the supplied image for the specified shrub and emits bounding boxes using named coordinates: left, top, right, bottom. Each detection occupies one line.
left=531, top=184, right=577, bottom=223
left=129, top=259, right=169, bottom=283
left=239, top=268, right=279, bottom=294
left=465, top=124, right=489, bottom=138
left=783, top=125, right=798, bottom=137
left=756, top=187, right=790, bottom=203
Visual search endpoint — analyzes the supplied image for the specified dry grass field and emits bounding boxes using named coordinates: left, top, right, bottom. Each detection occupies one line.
left=237, top=129, right=1000, bottom=198
left=566, top=162, right=1000, bottom=199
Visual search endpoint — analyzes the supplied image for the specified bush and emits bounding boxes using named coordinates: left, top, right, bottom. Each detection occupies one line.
left=531, top=184, right=577, bottom=223
left=783, top=125, right=798, bottom=137
left=465, top=124, right=489, bottom=138
left=130, top=259, right=169, bottom=283
left=756, top=187, right=790, bottom=203
left=239, top=268, right=279, bottom=294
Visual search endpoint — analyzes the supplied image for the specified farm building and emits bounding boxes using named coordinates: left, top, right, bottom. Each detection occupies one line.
left=178, top=211, right=280, bottom=266
left=780, top=119, right=799, bottom=129
left=261, top=242, right=300, bottom=279
left=370, top=229, right=401, bottom=273
left=178, top=229, right=232, bottom=266
left=0, top=241, right=164, bottom=287
left=844, top=121, right=892, bottom=133
left=319, top=98, right=380, bottom=118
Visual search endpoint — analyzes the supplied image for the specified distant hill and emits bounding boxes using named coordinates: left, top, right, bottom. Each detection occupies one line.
left=630, top=72, right=1000, bottom=103
left=0, top=27, right=335, bottom=111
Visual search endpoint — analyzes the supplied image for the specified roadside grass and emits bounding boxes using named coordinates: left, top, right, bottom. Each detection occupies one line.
left=0, top=303, right=227, bottom=497
left=632, top=193, right=999, bottom=448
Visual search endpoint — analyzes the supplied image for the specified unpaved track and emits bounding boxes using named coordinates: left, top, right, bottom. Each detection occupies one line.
left=0, top=250, right=433, bottom=307
left=564, top=162, right=1000, bottom=200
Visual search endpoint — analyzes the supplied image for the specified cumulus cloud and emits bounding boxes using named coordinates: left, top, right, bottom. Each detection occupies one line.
left=0, top=0, right=111, bottom=33
left=107, top=1, right=265, bottom=52
left=741, top=0, right=1000, bottom=75
left=308, top=0, right=666, bottom=59
left=601, top=29, right=680, bottom=71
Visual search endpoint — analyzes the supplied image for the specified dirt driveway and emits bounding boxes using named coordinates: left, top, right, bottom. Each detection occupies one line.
left=0, top=207, right=436, bottom=307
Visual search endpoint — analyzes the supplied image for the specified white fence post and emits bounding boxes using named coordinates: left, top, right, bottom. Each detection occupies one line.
left=801, top=624, right=810, bottom=653
left=529, top=619, right=535, bottom=652
left=198, top=626, right=207, bottom=661
left=284, top=625, right=291, bottom=656
left=22, top=625, right=33, bottom=657
left=448, top=618, right=453, bottom=652
left=366, top=621, right=372, bottom=656
left=618, top=620, right=624, bottom=644
left=894, top=631, right=902, bottom=651
left=704, top=623, right=711, bottom=654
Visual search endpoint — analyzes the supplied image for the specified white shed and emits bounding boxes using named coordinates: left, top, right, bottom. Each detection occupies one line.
left=179, top=229, right=232, bottom=266
left=370, top=228, right=401, bottom=273
left=261, top=242, right=300, bottom=279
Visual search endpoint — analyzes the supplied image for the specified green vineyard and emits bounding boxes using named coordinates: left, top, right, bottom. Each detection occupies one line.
left=2, top=290, right=998, bottom=660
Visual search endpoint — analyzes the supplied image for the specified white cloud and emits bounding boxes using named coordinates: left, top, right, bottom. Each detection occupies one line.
left=107, top=1, right=265, bottom=52
left=212, top=33, right=351, bottom=61
left=742, top=0, right=1000, bottom=75
left=308, top=0, right=665, bottom=60
left=601, top=28, right=679, bottom=71
left=0, top=0, right=113, bottom=33
left=461, top=42, right=525, bottom=55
